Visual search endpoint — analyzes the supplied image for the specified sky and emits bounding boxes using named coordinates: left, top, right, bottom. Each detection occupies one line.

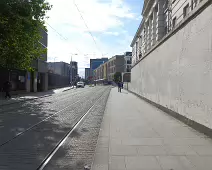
left=45, top=0, right=144, bottom=77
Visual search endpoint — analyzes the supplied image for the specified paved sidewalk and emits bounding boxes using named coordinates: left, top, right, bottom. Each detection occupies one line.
left=0, top=86, right=71, bottom=106
left=92, top=88, right=212, bottom=170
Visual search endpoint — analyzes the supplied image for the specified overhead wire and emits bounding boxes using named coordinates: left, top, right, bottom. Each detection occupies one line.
left=45, top=21, right=82, bottom=54
left=72, top=0, right=104, bottom=57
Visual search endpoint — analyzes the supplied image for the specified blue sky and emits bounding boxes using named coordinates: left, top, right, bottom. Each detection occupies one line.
left=46, top=0, right=144, bottom=77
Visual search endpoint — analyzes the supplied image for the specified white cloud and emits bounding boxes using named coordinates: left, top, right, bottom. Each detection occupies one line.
left=46, top=0, right=138, bottom=77
left=104, top=31, right=120, bottom=36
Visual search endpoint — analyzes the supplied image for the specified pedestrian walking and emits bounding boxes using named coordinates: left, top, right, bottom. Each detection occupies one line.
left=3, top=80, right=12, bottom=99
left=117, top=81, right=122, bottom=93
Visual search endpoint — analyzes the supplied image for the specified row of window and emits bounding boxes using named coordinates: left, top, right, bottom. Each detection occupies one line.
left=135, top=0, right=202, bottom=58
left=171, top=0, right=201, bottom=31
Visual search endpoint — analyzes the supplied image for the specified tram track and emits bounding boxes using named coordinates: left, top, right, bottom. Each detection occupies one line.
left=37, top=89, right=109, bottom=170
left=0, top=87, right=90, bottom=113
left=0, top=87, right=110, bottom=170
left=0, top=87, right=104, bottom=147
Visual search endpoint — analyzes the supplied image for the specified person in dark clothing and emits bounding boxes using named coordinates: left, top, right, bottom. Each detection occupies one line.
left=3, top=80, right=12, bottom=99
left=117, top=81, right=122, bottom=93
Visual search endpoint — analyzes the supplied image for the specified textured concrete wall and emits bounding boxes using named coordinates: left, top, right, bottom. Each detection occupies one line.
left=130, top=3, right=212, bottom=129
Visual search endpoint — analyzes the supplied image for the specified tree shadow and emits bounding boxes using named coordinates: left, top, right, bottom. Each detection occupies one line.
left=42, top=88, right=111, bottom=170
left=0, top=86, right=110, bottom=170
left=0, top=90, right=56, bottom=107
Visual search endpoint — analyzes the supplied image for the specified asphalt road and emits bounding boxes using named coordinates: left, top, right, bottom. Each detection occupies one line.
left=0, top=86, right=111, bottom=170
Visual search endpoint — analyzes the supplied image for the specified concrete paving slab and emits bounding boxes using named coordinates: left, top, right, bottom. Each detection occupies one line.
left=186, top=156, right=212, bottom=170
left=110, top=145, right=138, bottom=156
left=156, top=156, right=195, bottom=170
left=137, top=146, right=168, bottom=156
left=109, top=156, right=126, bottom=170
left=91, top=88, right=212, bottom=170
left=121, top=138, right=164, bottom=146
left=125, top=156, right=162, bottom=170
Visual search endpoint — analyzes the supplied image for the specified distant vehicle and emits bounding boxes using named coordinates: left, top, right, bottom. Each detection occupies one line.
left=77, top=82, right=85, bottom=88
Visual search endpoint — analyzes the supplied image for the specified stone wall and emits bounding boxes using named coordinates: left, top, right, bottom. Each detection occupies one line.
left=129, top=2, right=212, bottom=129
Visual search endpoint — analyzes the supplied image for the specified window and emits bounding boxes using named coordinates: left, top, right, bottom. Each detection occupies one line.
left=163, top=0, right=168, bottom=10
left=155, top=4, right=158, bottom=13
left=192, top=0, right=198, bottom=9
left=164, top=26, right=168, bottom=34
left=183, top=4, right=189, bottom=18
left=172, top=17, right=176, bottom=28
left=127, top=60, right=131, bottom=64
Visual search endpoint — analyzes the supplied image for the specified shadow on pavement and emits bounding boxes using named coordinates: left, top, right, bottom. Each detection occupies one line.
left=121, top=91, right=128, bottom=94
left=0, top=86, right=72, bottom=107
left=0, top=87, right=108, bottom=170
left=0, top=89, right=78, bottom=169
left=43, top=89, right=111, bottom=170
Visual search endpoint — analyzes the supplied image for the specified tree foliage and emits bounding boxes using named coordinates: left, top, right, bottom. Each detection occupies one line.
left=113, top=72, right=121, bottom=83
left=0, top=0, right=52, bottom=70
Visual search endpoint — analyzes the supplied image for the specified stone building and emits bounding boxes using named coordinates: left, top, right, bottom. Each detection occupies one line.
left=107, top=55, right=125, bottom=82
left=129, top=0, right=212, bottom=130
left=94, top=54, right=127, bottom=83
left=131, top=0, right=204, bottom=66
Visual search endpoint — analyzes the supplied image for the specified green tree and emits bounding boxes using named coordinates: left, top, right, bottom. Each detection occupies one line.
left=113, top=72, right=121, bottom=83
left=0, top=0, right=52, bottom=70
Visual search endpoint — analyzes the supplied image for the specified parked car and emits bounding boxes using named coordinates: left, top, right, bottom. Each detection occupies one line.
left=77, top=82, right=85, bottom=88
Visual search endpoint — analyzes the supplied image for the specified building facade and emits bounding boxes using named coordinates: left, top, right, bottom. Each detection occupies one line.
left=85, top=68, right=90, bottom=80
left=70, top=61, right=78, bottom=83
left=93, top=54, right=126, bottom=82
left=48, top=62, right=70, bottom=77
left=47, top=62, right=71, bottom=89
left=131, top=0, right=204, bottom=66
left=124, top=52, right=132, bottom=73
left=129, top=0, right=212, bottom=130
left=26, top=29, right=48, bottom=92
left=90, top=58, right=108, bottom=78
left=107, top=55, right=125, bottom=82
left=92, top=52, right=133, bottom=83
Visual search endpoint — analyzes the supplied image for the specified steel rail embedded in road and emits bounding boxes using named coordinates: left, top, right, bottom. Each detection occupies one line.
left=36, top=90, right=107, bottom=170
left=0, top=89, right=95, bottom=148
left=0, top=87, right=82, bottom=108
left=0, top=87, right=90, bottom=113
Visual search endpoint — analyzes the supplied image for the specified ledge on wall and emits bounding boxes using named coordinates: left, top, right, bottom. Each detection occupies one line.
left=131, top=0, right=212, bottom=69
left=128, top=89, right=212, bottom=139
